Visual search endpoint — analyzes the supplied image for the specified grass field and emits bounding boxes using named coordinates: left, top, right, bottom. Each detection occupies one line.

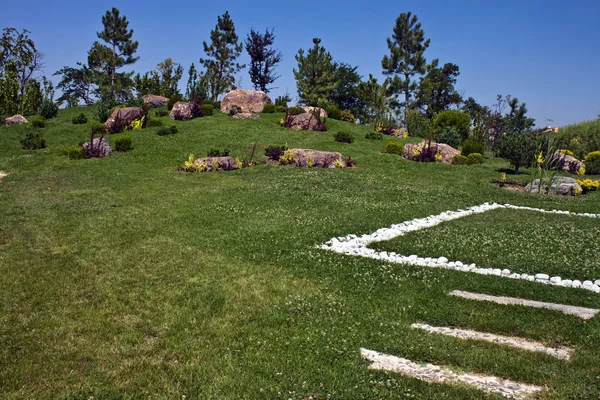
left=1, top=107, right=599, bottom=399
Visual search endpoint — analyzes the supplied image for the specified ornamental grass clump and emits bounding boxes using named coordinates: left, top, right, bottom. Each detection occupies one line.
left=334, top=131, right=354, bottom=144
left=384, top=141, right=403, bottom=155
left=20, top=132, right=46, bottom=150
left=115, top=135, right=133, bottom=152
left=157, top=126, right=178, bottom=136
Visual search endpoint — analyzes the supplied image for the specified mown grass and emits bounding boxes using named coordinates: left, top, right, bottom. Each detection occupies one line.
left=0, top=106, right=599, bottom=399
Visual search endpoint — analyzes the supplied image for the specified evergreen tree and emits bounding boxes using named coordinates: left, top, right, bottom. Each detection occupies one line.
left=245, top=28, right=282, bottom=93
left=88, top=8, right=139, bottom=104
left=330, top=62, right=361, bottom=112
left=54, top=62, right=95, bottom=106
left=293, top=38, right=339, bottom=106
left=356, top=74, right=391, bottom=123
left=186, top=63, right=198, bottom=99
left=133, top=58, right=183, bottom=98
left=382, top=12, right=430, bottom=127
left=415, top=60, right=462, bottom=118
left=200, top=11, right=244, bottom=102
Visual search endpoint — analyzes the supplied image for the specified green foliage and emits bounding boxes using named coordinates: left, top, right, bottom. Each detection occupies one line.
left=288, top=107, right=306, bottom=115
left=20, top=131, right=46, bottom=150
left=38, top=99, right=58, bottom=119
left=91, top=122, right=107, bottom=135
left=114, top=135, right=133, bottom=152
left=93, top=102, right=112, bottom=123
left=365, top=131, right=383, bottom=140
left=558, top=119, right=600, bottom=159
left=155, top=110, right=169, bottom=117
left=584, top=150, right=600, bottom=175
left=274, top=94, right=291, bottom=108
left=340, top=110, right=355, bottom=123
left=167, top=95, right=182, bottom=111
left=434, top=126, right=461, bottom=148
left=384, top=140, right=404, bottom=155
left=460, top=140, right=485, bottom=157
left=72, top=113, right=88, bottom=124
left=406, top=109, right=429, bottom=138
left=333, top=131, right=354, bottom=144
left=451, top=154, right=468, bottom=165
left=146, top=118, right=163, bottom=127
left=293, top=38, right=338, bottom=106
left=262, top=104, right=277, bottom=113
left=275, top=105, right=286, bottom=113
left=327, top=104, right=342, bottom=120
left=125, top=96, right=145, bottom=108
left=430, top=110, right=470, bottom=142
left=201, top=103, right=214, bottom=116
left=466, top=153, right=484, bottom=165
left=329, top=62, right=361, bottom=112
left=133, top=58, right=184, bottom=98
left=356, top=74, right=390, bottom=123
left=245, top=28, right=282, bottom=93
left=30, top=115, right=47, bottom=128
left=415, top=62, right=462, bottom=118
left=576, top=179, right=599, bottom=193
left=264, top=144, right=288, bottom=160
left=54, top=63, right=94, bottom=106
left=499, top=130, right=537, bottom=174
left=207, top=148, right=230, bottom=157
left=62, top=146, right=85, bottom=160
left=156, top=125, right=177, bottom=136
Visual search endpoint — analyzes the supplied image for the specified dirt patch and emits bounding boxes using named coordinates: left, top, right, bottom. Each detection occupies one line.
left=492, top=182, right=527, bottom=192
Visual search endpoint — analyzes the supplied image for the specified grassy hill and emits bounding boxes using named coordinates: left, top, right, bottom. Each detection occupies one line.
left=1, top=107, right=599, bottom=399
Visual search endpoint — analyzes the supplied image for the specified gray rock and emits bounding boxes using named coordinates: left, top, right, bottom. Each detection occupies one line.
left=525, top=176, right=582, bottom=196
left=83, top=138, right=112, bottom=158
left=4, top=114, right=29, bottom=125
left=232, top=112, right=260, bottom=120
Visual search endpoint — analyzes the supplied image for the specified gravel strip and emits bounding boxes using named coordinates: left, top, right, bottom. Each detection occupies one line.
left=361, top=348, right=542, bottom=399
left=411, top=323, right=572, bottom=360
left=450, top=290, right=600, bottom=320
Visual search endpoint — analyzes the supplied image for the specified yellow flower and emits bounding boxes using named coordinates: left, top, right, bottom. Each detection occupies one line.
left=537, top=151, right=544, bottom=164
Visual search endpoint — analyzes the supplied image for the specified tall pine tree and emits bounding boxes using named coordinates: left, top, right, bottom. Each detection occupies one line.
left=293, top=38, right=338, bottom=106
left=381, top=12, right=430, bottom=127
left=245, top=28, right=282, bottom=93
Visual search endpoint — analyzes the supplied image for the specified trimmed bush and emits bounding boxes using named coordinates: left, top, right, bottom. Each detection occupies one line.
left=467, top=153, right=484, bottom=165
left=207, top=148, right=230, bottom=157
left=340, top=110, right=355, bottom=123
left=72, top=113, right=88, bottom=125
left=288, top=107, right=306, bottom=115
left=115, top=135, right=133, bottom=152
left=452, top=155, right=469, bottom=165
left=275, top=105, right=287, bottom=113
left=202, top=104, right=214, bottom=116
left=334, top=131, right=354, bottom=144
left=155, top=110, right=169, bottom=117
left=407, top=110, right=430, bottom=138
left=327, top=104, right=341, bottom=120
left=20, top=132, right=46, bottom=150
left=30, top=116, right=47, bottom=128
left=38, top=99, right=58, bottom=119
left=63, top=146, right=85, bottom=160
left=434, top=127, right=461, bottom=148
left=157, top=126, right=178, bottom=136
left=365, top=131, right=383, bottom=140
left=584, top=150, right=600, bottom=175
left=384, top=141, right=404, bottom=155
left=262, top=104, right=277, bottom=113
left=461, top=140, right=486, bottom=157
left=265, top=144, right=288, bottom=160
left=146, top=118, right=163, bottom=128
left=431, top=110, right=470, bottom=142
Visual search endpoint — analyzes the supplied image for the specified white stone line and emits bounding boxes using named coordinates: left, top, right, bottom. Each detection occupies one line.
left=0, top=171, right=7, bottom=180
left=411, top=323, right=571, bottom=360
left=361, top=348, right=542, bottom=399
left=450, top=290, right=600, bottom=320
left=318, top=202, right=600, bottom=294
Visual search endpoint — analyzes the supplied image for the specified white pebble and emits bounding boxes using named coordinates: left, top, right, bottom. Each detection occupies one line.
left=535, top=274, right=550, bottom=281
left=572, top=280, right=582, bottom=288
left=549, top=276, right=562, bottom=284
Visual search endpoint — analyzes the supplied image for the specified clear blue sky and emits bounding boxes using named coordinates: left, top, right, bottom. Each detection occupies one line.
left=2, top=0, right=599, bottom=127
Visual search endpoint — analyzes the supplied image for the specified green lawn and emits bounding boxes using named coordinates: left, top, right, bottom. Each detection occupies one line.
left=1, top=106, right=599, bottom=399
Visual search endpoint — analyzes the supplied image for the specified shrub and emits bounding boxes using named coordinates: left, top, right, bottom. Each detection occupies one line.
left=20, top=132, right=46, bottom=150
left=63, top=146, right=85, bottom=160
left=452, top=155, right=469, bottom=165
left=374, top=115, right=398, bottom=135
left=94, top=102, right=112, bottom=123
left=126, top=96, right=146, bottom=108
left=434, top=127, right=461, bottom=148
left=155, top=110, right=169, bottom=117
left=202, top=104, right=214, bottom=116
left=146, top=118, right=163, bottom=128
left=262, top=104, right=277, bottom=113
left=38, top=99, right=58, bottom=119
left=72, top=113, right=88, bottom=125
left=467, top=153, right=484, bottom=165
left=334, top=131, right=354, bottom=144
left=584, top=150, right=600, bottom=175
left=207, top=148, right=230, bottom=157
left=275, top=105, right=287, bottom=113
left=157, top=126, right=178, bottom=136
left=115, top=135, right=133, bottom=152
left=288, top=107, right=306, bottom=115
left=340, top=110, right=355, bottom=123
left=365, top=131, right=383, bottom=140
left=407, top=110, right=430, bottom=138
left=228, top=108, right=238, bottom=116
left=576, top=179, right=599, bottom=193
left=167, top=95, right=183, bottom=110
left=278, top=151, right=295, bottom=165
left=384, top=141, right=404, bottom=155
left=30, top=116, right=47, bottom=128
left=499, top=131, right=537, bottom=174
left=265, top=144, right=288, bottom=160
left=557, top=119, right=600, bottom=159
left=91, top=123, right=106, bottom=135
left=431, top=110, right=470, bottom=142
left=327, top=104, right=342, bottom=120
left=213, top=101, right=221, bottom=110
left=461, top=140, right=486, bottom=157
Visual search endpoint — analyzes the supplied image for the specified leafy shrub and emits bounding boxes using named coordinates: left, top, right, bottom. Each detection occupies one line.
left=434, top=126, right=461, bottom=148
left=207, top=148, right=230, bottom=157
left=228, top=108, right=238, bottom=116
left=557, top=119, right=600, bottom=159
left=126, top=96, right=146, bottom=108
left=278, top=151, right=295, bottom=165
left=20, top=132, right=46, bottom=150
left=334, top=131, right=354, bottom=144
left=202, top=104, right=214, bottom=116
left=265, top=144, right=288, bottom=160
left=452, top=155, right=468, bottom=165
left=461, top=140, right=486, bottom=157
left=407, top=110, right=430, bottom=138
left=327, top=104, right=341, bottom=120
left=38, top=99, right=58, bottom=119
left=374, top=115, right=398, bottom=135
left=155, top=110, right=169, bottom=117
left=94, top=102, right=112, bottom=123
left=115, top=135, right=133, bottom=152
left=156, top=126, right=178, bottom=136
left=288, top=107, right=306, bottom=115
left=72, top=113, right=88, bottom=125
left=576, top=179, right=599, bottom=193
left=262, top=104, right=277, bottom=113
left=384, top=141, right=404, bottom=155
left=467, top=153, right=484, bottom=165
left=584, top=150, right=600, bottom=175
left=340, top=110, right=355, bottom=123
left=146, top=118, right=163, bottom=127
left=499, top=131, right=537, bottom=174
left=91, top=123, right=106, bottom=135
left=365, top=131, right=383, bottom=140
left=213, top=101, right=221, bottom=110
left=275, top=95, right=290, bottom=108
left=167, top=95, right=183, bottom=110
left=431, top=110, right=470, bottom=142
left=63, top=146, right=85, bottom=160
left=275, top=105, right=287, bottom=113
left=30, top=116, right=47, bottom=128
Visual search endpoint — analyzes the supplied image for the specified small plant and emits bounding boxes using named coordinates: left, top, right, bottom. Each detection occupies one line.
left=262, top=104, right=277, bottom=113
left=157, top=126, right=178, bottom=136
left=146, top=118, right=163, bottom=128
left=30, top=116, right=47, bottom=128
left=288, top=107, right=306, bottom=115
left=94, top=101, right=112, bottom=123
left=451, top=155, right=468, bottom=165
left=38, top=99, right=58, bottom=119
left=278, top=151, right=295, bottom=165
left=211, top=159, right=220, bottom=170
left=384, top=141, right=404, bottom=155
left=327, top=104, right=341, bottom=120
left=466, top=153, right=484, bottom=165
left=307, top=152, right=315, bottom=168
left=265, top=144, right=288, bottom=160
left=72, top=113, right=88, bottom=125
left=345, top=155, right=356, bottom=168
left=207, top=148, right=230, bottom=157
left=167, top=95, right=183, bottom=110
left=434, top=152, right=443, bottom=162
left=63, top=146, right=85, bottom=160
left=576, top=179, right=599, bottom=193
left=333, top=158, right=345, bottom=168
left=500, top=172, right=507, bottom=187
left=91, top=123, right=106, bottom=135
left=115, top=135, right=133, bottom=152
left=235, top=158, right=243, bottom=169
left=202, top=104, right=214, bottom=116
left=374, top=115, right=398, bottom=135
left=340, top=110, right=355, bottom=123
left=127, top=118, right=144, bottom=130
left=275, top=105, right=287, bottom=113
left=155, top=110, right=169, bottom=117
left=20, top=132, right=46, bottom=150
left=584, top=150, right=600, bottom=175
left=461, top=140, right=485, bottom=157
left=228, top=108, right=238, bottom=116
left=365, top=131, right=383, bottom=140
left=182, top=154, right=197, bottom=172
left=334, top=131, right=354, bottom=144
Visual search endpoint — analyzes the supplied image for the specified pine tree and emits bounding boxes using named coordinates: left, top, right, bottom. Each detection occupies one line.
left=245, top=28, right=282, bottom=93
left=88, top=8, right=139, bottom=104
left=293, top=38, right=338, bottom=106
left=382, top=12, right=430, bottom=127
left=415, top=60, right=462, bottom=118
left=200, top=11, right=244, bottom=102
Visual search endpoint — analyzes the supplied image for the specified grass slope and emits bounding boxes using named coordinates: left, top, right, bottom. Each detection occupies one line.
left=0, top=107, right=599, bottom=399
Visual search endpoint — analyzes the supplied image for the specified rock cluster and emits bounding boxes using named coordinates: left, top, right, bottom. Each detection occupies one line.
left=104, top=107, right=146, bottom=132
left=220, top=89, right=271, bottom=113
left=285, top=113, right=326, bottom=131
left=300, top=106, right=327, bottom=118
left=525, top=176, right=582, bottom=196
left=193, top=156, right=238, bottom=172
left=142, top=94, right=169, bottom=108
left=402, top=141, right=460, bottom=164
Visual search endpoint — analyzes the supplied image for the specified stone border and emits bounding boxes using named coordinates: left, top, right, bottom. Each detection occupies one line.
left=411, top=323, right=572, bottom=360
left=319, top=203, right=600, bottom=293
left=361, top=348, right=542, bottom=399
left=0, top=171, right=7, bottom=181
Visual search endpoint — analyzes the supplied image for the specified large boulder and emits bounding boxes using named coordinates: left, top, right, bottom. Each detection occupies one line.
left=143, top=94, right=169, bottom=108
left=403, top=141, right=460, bottom=164
left=170, top=101, right=193, bottom=120
left=300, top=106, right=327, bottom=118
left=193, top=156, right=239, bottom=172
left=525, top=176, right=582, bottom=196
left=232, top=112, right=260, bottom=120
left=284, top=113, right=326, bottom=131
left=286, top=149, right=345, bottom=168
left=552, top=152, right=585, bottom=174
left=104, top=107, right=146, bottom=132
left=4, top=114, right=29, bottom=126
left=220, top=89, right=272, bottom=113
left=83, top=138, right=112, bottom=158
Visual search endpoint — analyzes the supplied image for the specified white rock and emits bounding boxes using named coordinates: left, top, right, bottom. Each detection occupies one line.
left=562, top=280, right=573, bottom=287
left=501, top=269, right=511, bottom=276
left=550, top=277, right=562, bottom=284
left=521, top=274, right=529, bottom=280
left=535, top=274, right=550, bottom=281
left=527, top=276, right=536, bottom=282
left=492, top=269, right=502, bottom=276
left=455, top=261, right=463, bottom=267
left=595, top=280, right=600, bottom=286
left=572, top=280, right=582, bottom=288
left=582, top=280, right=594, bottom=289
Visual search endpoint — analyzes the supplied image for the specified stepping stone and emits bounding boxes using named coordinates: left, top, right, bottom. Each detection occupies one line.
left=450, top=290, right=600, bottom=320
left=411, top=323, right=571, bottom=360
left=361, top=348, right=541, bottom=399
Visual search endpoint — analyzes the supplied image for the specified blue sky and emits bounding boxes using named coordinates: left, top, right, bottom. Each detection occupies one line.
left=2, top=0, right=599, bottom=126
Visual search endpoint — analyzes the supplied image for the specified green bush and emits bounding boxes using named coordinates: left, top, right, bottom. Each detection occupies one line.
left=340, top=110, right=355, bottom=123
left=91, top=123, right=106, bottom=135
left=72, top=113, right=88, bottom=125
left=262, top=104, right=277, bottom=113
left=557, top=119, right=600, bottom=159
left=126, top=96, right=145, bottom=108
left=213, top=101, right=221, bottom=110
left=38, top=99, right=58, bottom=119
left=461, top=140, right=486, bottom=157
left=228, top=109, right=238, bottom=116
left=115, top=135, right=133, bottom=152
left=63, top=146, right=85, bottom=160
left=275, top=105, right=287, bottom=113
left=467, top=153, right=484, bottom=165
left=207, top=148, right=230, bottom=157
left=584, top=150, right=600, bottom=175
left=30, top=116, right=47, bottom=128
left=146, top=118, right=163, bottom=128
left=327, top=104, right=342, bottom=120
left=157, top=126, right=178, bottom=136
left=288, top=107, right=306, bottom=115
left=365, top=131, right=383, bottom=140
left=155, top=110, right=169, bottom=117
left=333, top=131, right=354, bottom=144
left=202, top=104, right=214, bottom=116
left=452, top=155, right=469, bottom=165
left=20, top=132, right=46, bottom=150
left=431, top=110, right=470, bottom=142
left=499, top=130, right=537, bottom=174
left=407, top=110, right=430, bottom=138
left=434, top=127, right=461, bottom=148
left=94, top=102, right=112, bottom=123
left=167, top=95, right=183, bottom=111
left=265, top=144, right=288, bottom=160
left=384, top=141, right=404, bottom=155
